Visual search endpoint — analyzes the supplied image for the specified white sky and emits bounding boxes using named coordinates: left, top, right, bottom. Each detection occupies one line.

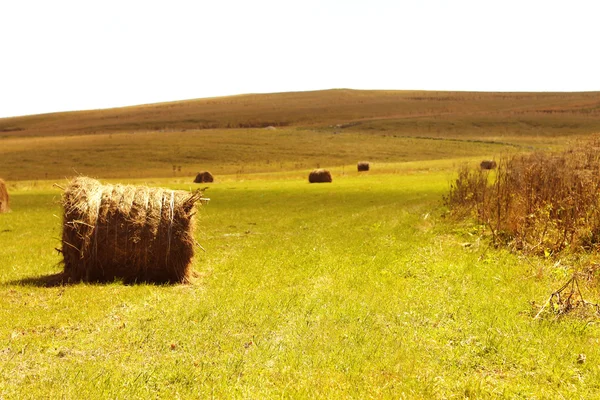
left=1, top=0, right=599, bottom=118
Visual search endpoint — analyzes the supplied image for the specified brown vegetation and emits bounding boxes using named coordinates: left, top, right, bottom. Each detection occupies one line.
left=357, top=161, right=370, bottom=172
left=0, top=179, right=9, bottom=213
left=61, top=177, right=206, bottom=283
left=309, top=169, right=332, bottom=183
left=446, top=138, right=600, bottom=255
left=194, top=171, right=214, bottom=183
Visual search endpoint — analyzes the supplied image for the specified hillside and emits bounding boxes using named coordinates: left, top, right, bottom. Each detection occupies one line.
left=2, top=89, right=600, bottom=181
left=2, top=89, right=600, bottom=137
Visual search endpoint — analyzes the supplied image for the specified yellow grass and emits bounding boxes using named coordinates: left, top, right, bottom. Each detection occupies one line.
left=0, top=128, right=521, bottom=181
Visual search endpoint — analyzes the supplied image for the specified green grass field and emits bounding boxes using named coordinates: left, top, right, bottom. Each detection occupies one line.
left=2, top=90, right=600, bottom=398
left=2, top=171, right=600, bottom=398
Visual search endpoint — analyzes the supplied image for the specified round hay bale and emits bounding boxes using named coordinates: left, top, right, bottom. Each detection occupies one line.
left=194, top=171, right=214, bottom=183
left=61, top=177, right=206, bottom=284
left=480, top=160, right=497, bottom=170
left=309, top=169, right=332, bottom=183
left=0, top=179, right=9, bottom=213
left=357, top=161, right=370, bottom=172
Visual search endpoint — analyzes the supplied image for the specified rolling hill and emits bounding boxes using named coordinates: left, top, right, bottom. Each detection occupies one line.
left=2, top=89, right=600, bottom=137
left=1, top=89, right=600, bottom=181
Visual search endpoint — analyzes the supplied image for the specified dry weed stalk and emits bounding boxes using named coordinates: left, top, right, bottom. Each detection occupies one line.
left=534, top=275, right=600, bottom=319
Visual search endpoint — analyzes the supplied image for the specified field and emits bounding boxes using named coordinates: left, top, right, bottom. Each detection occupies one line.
left=2, top=90, right=600, bottom=398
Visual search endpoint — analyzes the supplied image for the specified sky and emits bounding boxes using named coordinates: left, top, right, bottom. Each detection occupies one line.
left=1, top=0, right=599, bottom=118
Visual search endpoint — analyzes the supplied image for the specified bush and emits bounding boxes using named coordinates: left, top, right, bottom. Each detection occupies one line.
left=445, top=138, right=600, bottom=255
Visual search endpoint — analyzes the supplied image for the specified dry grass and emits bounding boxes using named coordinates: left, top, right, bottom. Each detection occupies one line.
left=61, top=177, right=206, bottom=283
left=0, top=178, right=9, bottom=213
left=446, top=137, right=600, bottom=255
left=0, top=129, right=517, bottom=181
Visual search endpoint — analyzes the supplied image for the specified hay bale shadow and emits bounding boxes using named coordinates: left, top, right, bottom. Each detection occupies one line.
left=6, top=272, right=71, bottom=287
left=5, top=270, right=202, bottom=287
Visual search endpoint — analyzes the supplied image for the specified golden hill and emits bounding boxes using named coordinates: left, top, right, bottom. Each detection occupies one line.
left=2, top=89, right=600, bottom=137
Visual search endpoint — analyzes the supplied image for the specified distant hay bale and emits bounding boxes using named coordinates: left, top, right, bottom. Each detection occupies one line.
left=480, top=160, right=497, bottom=170
left=61, top=177, right=206, bottom=283
left=0, top=179, right=9, bottom=213
left=194, top=171, right=214, bottom=183
left=309, top=169, right=332, bottom=183
left=357, top=161, right=370, bottom=172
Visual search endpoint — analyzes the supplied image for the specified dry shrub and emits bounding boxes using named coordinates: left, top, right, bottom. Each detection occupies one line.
left=446, top=138, right=600, bottom=255
left=444, top=164, right=488, bottom=218
left=309, top=169, right=332, bottom=183
left=357, top=161, right=370, bottom=172
left=194, top=171, right=214, bottom=183
left=61, top=177, right=206, bottom=283
left=0, top=179, right=9, bottom=213
left=480, top=160, right=497, bottom=170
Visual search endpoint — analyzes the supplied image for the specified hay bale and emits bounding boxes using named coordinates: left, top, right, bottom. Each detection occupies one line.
left=480, top=160, right=497, bottom=170
left=194, top=171, right=214, bottom=183
left=61, top=177, right=206, bottom=283
left=309, top=169, right=332, bottom=183
left=0, top=179, right=9, bottom=213
left=357, top=161, right=370, bottom=172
